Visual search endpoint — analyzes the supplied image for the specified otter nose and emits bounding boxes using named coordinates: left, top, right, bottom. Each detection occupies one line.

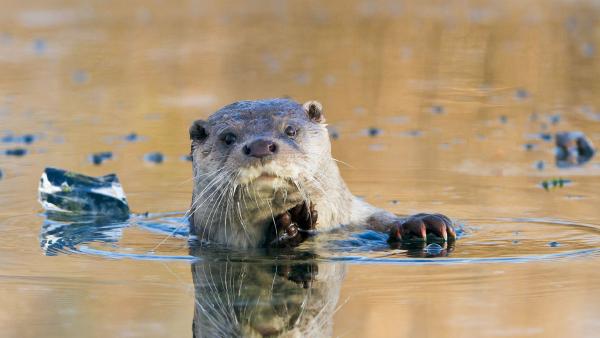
left=242, top=139, right=278, bottom=158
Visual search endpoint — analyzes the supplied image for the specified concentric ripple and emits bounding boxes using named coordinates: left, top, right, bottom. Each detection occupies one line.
left=39, top=212, right=600, bottom=265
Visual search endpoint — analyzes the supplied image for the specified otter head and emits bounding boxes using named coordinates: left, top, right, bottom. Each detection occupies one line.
left=188, top=98, right=330, bottom=246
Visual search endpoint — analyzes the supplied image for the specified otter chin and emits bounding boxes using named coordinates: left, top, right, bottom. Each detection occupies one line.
left=188, top=98, right=456, bottom=249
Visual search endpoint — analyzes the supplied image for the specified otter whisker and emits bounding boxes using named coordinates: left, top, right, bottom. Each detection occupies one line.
left=185, top=167, right=234, bottom=219
left=189, top=167, right=234, bottom=215
left=202, top=180, right=231, bottom=244
left=196, top=176, right=233, bottom=244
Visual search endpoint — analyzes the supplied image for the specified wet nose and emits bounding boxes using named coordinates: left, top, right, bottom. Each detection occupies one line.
left=242, top=139, right=278, bottom=158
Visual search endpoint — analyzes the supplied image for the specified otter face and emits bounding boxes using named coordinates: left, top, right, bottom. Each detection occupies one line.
left=188, top=99, right=331, bottom=246
left=190, top=98, right=329, bottom=192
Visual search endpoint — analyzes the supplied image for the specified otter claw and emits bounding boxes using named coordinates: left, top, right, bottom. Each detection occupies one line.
left=266, top=201, right=318, bottom=248
left=388, top=213, right=456, bottom=244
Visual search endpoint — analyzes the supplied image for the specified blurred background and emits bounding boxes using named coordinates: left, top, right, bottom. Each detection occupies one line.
left=1, top=1, right=600, bottom=337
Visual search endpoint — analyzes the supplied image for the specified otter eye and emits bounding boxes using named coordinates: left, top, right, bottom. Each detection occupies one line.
left=285, top=126, right=297, bottom=138
left=222, top=133, right=237, bottom=146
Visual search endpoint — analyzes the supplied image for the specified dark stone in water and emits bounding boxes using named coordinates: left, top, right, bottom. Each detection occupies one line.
left=555, top=131, right=595, bottom=168
left=431, top=105, right=444, bottom=114
left=1, top=134, right=35, bottom=144
left=524, top=143, right=536, bottom=151
left=327, top=126, right=340, bottom=140
left=90, top=152, right=113, bottom=165
left=548, top=241, right=560, bottom=247
left=536, top=160, right=545, bottom=171
left=124, top=132, right=138, bottom=142
left=5, top=148, right=27, bottom=156
left=515, top=88, right=529, bottom=99
left=72, top=70, right=88, bottom=84
left=549, top=114, right=561, bottom=125
left=367, top=127, right=381, bottom=137
left=541, top=178, right=571, bottom=191
left=33, top=38, right=46, bottom=54
left=145, top=152, right=164, bottom=164
left=499, top=115, right=508, bottom=123
left=539, top=133, right=552, bottom=142
left=38, top=167, right=130, bottom=219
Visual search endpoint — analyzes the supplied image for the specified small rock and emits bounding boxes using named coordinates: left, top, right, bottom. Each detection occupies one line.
left=555, top=131, right=595, bottom=167
left=145, top=152, right=164, bottom=164
left=33, top=38, right=46, bottom=54
left=431, top=105, right=444, bottom=114
left=124, top=132, right=138, bottom=142
left=499, top=115, right=508, bottom=124
left=367, top=127, right=381, bottom=137
left=524, top=143, right=536, bottom=151
left=515, top=88, right=529, bottom=100
left=548, top=241, right=560, bottom=247
left=540, top=133, right=552, bottom=142
left=536, top=160, right=545, bottom=171
left=72, top=70, right=88, bottom=84
left=89, top=152, right=113, bottom=166
left=549, top=114, right=561, bottom=125
left=327, top=126, right=340, bottom=140
left=5, top=148, right=27, bottom=156
left=2, top=133, right=36, bottom=144
left=541, top=178, right=572, bottom=191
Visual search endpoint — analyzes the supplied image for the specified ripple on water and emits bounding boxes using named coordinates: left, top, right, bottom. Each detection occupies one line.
left=39, top=212, right=600, bottom=265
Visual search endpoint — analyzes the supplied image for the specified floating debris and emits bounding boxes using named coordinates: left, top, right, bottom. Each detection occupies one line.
left=541, top=178, right=571, bottom=191
left=38, top=167, right=130, bottom=219
left=4, top=148, right=27, bottom=156
left=89, top=152, right=113, bottom=166
left=555, top=131, right=595, bottom=168
left=144, top=152, right=164, bottom=164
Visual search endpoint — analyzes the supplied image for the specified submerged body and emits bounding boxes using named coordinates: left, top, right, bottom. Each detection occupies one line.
left=189, top=98, right=454, bottom=248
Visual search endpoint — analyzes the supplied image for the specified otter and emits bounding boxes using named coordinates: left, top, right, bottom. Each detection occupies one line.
left=188, top=98, right=455, bottom=248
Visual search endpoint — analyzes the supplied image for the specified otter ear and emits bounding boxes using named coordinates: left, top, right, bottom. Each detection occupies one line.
left=303, top=101, right=325, bottom=123
left=189, top=120, right=209, bottom=142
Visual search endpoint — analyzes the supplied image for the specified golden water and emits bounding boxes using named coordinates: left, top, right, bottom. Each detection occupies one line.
left=1, top=1, right=600, bottom=337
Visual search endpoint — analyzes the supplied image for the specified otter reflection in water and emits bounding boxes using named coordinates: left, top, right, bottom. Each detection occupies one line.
left=190, top=248, right=345, bottom=338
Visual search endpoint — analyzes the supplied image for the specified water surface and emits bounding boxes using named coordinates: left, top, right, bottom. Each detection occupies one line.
left=1, top=1, right=600, bottom=337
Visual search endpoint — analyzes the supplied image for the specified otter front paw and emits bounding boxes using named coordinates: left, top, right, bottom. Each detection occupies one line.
left=266, top=201, right=318, bottom=249
left=387, top=213, right=456, bottom=243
